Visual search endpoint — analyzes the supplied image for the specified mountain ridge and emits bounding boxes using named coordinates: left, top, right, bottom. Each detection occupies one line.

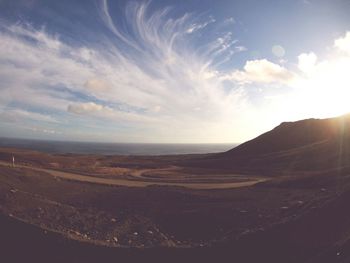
left=186, top=113, right=350, bottom=175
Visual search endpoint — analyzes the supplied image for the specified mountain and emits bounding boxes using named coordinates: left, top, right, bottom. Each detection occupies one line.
left=186, top=114, right=350, bottom=176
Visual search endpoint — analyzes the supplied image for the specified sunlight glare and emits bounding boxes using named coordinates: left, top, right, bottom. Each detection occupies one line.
left=291, top=55, right=350, bottom=119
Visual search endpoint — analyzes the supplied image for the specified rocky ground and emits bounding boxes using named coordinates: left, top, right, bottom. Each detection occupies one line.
left=1, top=149, right=350, bottom=262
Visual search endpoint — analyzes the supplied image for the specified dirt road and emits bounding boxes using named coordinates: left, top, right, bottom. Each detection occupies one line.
left=0, top=161, right=267, bottom=189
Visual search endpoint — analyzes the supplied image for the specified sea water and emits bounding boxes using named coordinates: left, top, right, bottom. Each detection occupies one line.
left=0, top=138, right=237, bottom=155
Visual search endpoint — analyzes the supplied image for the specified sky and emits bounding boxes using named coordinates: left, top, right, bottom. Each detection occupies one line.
left=1, top=0, right=350, bottom=143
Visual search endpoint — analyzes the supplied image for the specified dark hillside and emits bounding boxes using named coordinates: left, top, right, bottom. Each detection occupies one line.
left=185, top=114, right=350, bottom=175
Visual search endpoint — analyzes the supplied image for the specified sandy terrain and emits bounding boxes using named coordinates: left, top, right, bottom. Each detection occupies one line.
left=1, top=139, right=350, bottom=262
left=0, top=161, right=267, bottom=189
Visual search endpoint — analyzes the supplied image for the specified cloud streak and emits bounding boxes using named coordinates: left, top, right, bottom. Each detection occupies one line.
left=0, top=2, right=252, bottom=142
left=2, top=1, right=349, bottom=143
left=222, top=59, right=295, bottom=85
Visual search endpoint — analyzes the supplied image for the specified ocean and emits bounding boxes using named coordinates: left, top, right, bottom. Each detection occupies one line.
left=0, top=138, right=237, bottom=155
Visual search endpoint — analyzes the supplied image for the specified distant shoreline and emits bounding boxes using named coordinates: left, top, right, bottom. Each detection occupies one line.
left=0, top=137, right=237, bottom=156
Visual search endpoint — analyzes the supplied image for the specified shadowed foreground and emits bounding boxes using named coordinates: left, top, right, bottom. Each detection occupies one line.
left=3, top=115, right=350, bottom=262
left=2, top=195, right=350, bottom=263
left=2, top=161, right=350, bottom=262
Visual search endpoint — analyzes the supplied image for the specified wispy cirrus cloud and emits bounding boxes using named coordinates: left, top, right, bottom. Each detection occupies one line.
left=186, top=16, right=216, bottom=34
left=0, top=108, right=59, bottom=124
left=3, top=1, right=349, bottom=143
left=0, top=1, right=252, bottom=142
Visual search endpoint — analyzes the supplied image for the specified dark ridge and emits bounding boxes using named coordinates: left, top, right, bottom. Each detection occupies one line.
left=183, top=114, right=350, bottom=175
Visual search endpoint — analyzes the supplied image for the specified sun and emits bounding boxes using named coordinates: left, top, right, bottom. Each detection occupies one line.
left=290, top=55, right=350, bottom=120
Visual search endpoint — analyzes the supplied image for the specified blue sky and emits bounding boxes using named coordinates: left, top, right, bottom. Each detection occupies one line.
left=1, top=0, right=350, bottom=143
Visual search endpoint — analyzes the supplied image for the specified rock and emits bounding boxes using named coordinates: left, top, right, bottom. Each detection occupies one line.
left=110, top=218, right=117, bottom=223
left=147, top=230, right=153, bottom=235
left=281, top=206, right=289, bottom=210
left=70, top=230, right=81, bottom=236
left=113, top=237, right=118, bottom=243
left=133, top=232, right=138, bottom=236
left=10, top=189, right=18, bottom=193
left=242, top=229, right=251, bottom=235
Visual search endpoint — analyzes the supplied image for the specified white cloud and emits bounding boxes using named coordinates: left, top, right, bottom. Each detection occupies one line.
left=67, top=102, right=163, bottom=125
left=186, top=16, right=216, bottom=34
left=0, top=11, right=270, bottom=143
left=234, top=46, right=247, bottom=53
left=224, top=17, right=236, bottom=24
left=263, top=32, right=350, bottom=123
left=4, top=1, right=334, bottom=143
left=334, top=31, right=350, bottom=54
left=28, top=127, right=61, bottom=135
left=67, top=102, right=107, bottom=114
left=0, top=109, right=59, bottom=123
left=84, top=79, right=110, bottom=93
left=7, top=24, right=62, bottom=51
left=223, top=59, right=295, bottom=84
left=298, top=52, right=317, bottom=73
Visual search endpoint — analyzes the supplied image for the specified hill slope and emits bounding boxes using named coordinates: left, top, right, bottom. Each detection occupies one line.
left=187, top=114, right=350, bottom=175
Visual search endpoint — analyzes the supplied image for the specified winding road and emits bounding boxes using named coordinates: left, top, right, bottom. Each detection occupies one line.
left=0, top=161, right=268, bottom=189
